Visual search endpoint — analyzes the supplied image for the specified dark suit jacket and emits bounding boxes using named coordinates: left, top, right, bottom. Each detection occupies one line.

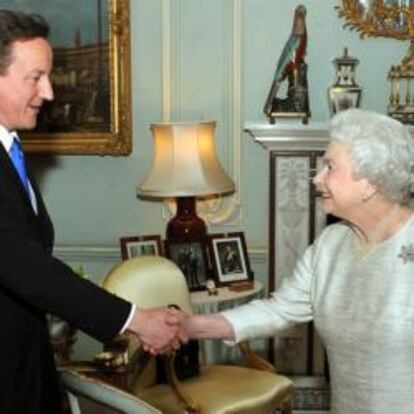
left=0, top=145, right=131, bottom=413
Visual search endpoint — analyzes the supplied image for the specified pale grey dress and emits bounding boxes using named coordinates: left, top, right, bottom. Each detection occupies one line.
left=222, top=217, right=414, bottom=414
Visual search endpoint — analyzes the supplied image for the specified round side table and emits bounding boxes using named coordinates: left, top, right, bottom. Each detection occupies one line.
left=190, top=280, right=264, bottom=363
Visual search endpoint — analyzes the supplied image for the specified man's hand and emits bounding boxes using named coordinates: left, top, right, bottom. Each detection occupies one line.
left=127, top=307, right=187, bottom=354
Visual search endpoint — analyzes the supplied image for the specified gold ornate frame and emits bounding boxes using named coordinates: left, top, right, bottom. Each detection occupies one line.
left=22, top=0, right=132, bottom=155
left=337, top=0, right=414, bottom=40
left=337, top=1, right=414, bottom=124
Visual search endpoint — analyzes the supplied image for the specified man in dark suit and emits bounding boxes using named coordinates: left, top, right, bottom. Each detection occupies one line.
left=0, top=10, right=182, bottom=414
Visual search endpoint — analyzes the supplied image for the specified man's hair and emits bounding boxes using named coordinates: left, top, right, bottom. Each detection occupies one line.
left=0, top=10, right=49, bottom=75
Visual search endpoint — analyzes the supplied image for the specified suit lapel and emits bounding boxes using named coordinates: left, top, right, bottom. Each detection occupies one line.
left=27, top=170, right=55, bottom=250
left=0, top=142, right=54, bottom=249
left=0, top=143, right=34, bottom=210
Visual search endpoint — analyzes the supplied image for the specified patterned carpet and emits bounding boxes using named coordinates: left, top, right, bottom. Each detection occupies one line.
left=275, top=411, right=329, bottom=413
left=275, top=411, right=328, bottom=414
left=291, top=375, right=330, bottom=411
left=294, top=411, right=329, bottom=414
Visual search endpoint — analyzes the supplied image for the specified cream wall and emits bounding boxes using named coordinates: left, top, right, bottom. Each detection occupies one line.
left=30, top=0, right=406, bottom=358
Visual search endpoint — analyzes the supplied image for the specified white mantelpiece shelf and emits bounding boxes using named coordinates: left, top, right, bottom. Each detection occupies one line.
left=245, top=121, right=414, bottom=152
left=244, top=121, right=330, bottom=152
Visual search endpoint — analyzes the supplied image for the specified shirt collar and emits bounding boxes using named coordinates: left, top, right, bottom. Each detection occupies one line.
left=0, top=125, right=18, bottom=153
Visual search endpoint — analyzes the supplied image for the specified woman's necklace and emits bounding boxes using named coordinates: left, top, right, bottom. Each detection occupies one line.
left=353, top=204, right=401, bottom=258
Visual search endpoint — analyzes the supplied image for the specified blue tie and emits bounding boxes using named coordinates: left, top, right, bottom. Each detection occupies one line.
left=9, top=136, right=30, bottom=195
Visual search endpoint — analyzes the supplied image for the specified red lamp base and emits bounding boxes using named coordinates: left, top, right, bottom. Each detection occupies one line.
left=166, top=197, right=207, bottom=242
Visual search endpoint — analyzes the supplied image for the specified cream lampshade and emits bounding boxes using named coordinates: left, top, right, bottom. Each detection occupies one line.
left=138, top=121, right=235, bottom=241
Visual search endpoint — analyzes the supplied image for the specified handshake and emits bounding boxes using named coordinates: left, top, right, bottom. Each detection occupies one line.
left=127, top=306, right=193, bottom=355
left=127, top=306, right=233, bottom=354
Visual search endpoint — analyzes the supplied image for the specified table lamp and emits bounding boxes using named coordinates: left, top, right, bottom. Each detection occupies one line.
left=138, top=121, right=235, bottom=242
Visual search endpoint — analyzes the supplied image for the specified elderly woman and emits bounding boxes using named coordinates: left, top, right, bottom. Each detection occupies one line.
left=180, top=109, right=414, bottom=414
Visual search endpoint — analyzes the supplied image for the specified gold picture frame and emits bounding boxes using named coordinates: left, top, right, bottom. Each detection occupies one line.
left=18, top=0, right=132, bottom=155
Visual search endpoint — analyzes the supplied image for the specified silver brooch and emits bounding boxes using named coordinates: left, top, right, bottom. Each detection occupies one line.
left=398, top=244, right=414, bottom=263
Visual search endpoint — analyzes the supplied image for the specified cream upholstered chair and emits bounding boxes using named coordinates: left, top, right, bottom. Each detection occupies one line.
left=61, top=368, right=161, bottom=414
left=60, top=256, right=293, bottom=414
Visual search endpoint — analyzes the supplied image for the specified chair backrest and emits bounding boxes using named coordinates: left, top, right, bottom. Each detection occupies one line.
left=102, top=256, right=193, bottom=315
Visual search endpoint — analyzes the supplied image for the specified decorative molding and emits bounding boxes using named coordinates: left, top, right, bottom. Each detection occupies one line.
left=53, top=244, right=265, bottom=264
left=201, top=0, right=243, bottom=226
left=247, top=247, right=266, bottom=263
left=245, top=121, right=414, bottom=152
left=250, top=125, right=328, bottom=375
left=53, top=246, right=121, bottom=262
left=161, top=0, right=172, bottom=120
left=160, top=0, right=243, bottom=227
left=244, top=122, right=330, bottom=152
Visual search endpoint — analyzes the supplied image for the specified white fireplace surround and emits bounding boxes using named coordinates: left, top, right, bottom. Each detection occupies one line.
left=245, top=120, right=414, bottom=152
left=244, top=121, right=330, bottom=152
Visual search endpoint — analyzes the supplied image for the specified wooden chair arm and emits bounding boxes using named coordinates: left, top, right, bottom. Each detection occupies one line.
left=96, top=335, right=200, bottom=413
left=163, top=354, right=201, bottom=413
left=128, top=349, right=153, bottom=391
left=59, top=367, right=160, bottom=414
left=130, top=349, right=200, bottom=413
left=238, top=341, right=276, bottom=373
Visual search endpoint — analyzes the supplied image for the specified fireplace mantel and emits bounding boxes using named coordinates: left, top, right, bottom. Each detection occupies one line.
left=244, top=121, right=414, bottom=152
left=244, top=121, right=330, bottom=151
left=243, top=120, right=328, bottom=376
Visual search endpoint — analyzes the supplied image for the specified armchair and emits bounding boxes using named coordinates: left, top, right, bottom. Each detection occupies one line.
left=59, top=256, right=293, bottom=414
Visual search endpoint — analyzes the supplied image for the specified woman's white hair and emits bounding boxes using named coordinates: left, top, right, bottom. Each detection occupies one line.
left=330, top=108, right=414, bottom=204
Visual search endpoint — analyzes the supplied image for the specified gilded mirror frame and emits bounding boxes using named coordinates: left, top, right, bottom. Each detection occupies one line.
left=337, top=0, right=414, bottom=40
left=19, top=0, right=132, bottom=156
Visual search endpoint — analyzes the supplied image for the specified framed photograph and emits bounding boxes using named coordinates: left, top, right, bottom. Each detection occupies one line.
left=119, top=235, right=163, bottom=260
left=6, top=0, right=132, bottom=155
left=164, top=241, right=209, bottom=291
left=208, top=232, right=252, bottom=286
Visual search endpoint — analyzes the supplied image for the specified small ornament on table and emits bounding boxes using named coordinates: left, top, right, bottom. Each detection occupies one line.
left=206, top=279, right=218, bottom=296
left=263, top=4, right=310, bottom=125
left=328, top=47, right=362, bottom=115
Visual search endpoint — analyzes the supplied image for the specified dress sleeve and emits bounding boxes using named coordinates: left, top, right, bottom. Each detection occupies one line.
left=221, top=243, right=315, bottom=343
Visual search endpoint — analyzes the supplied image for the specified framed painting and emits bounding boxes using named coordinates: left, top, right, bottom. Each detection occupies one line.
left=164, top=240, right=210, bottom=291
left=119, top=235, right=163, bottom=260
left=5, top=0, right=132, bottom=155
left=208, top=232, right=253, bottom=286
